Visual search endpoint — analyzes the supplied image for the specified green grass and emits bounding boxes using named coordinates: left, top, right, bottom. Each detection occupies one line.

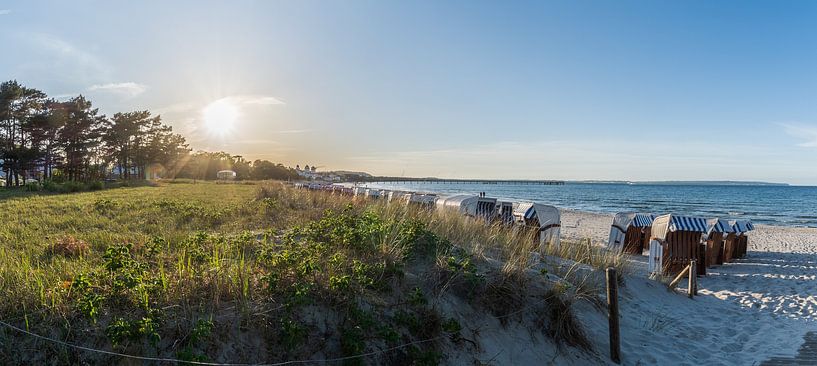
left=0, top=181, right=627, bottom=364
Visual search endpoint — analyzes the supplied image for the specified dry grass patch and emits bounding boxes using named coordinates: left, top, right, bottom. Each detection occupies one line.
left=481, top=270, right=528, bottom=322
left=51, top=236, right=90, bottom=257
left=538, top=289, right=593, bottom=350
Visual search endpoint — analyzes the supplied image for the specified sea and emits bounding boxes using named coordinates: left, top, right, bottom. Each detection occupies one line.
left=360, top=182, right=817, bottom=228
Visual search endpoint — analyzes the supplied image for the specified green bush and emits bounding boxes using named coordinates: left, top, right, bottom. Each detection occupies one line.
left=88, top=181, right=104, bottom=191
left=24, top=182, right=41, bottom=191
left=62, top=181, right=85, bottom=193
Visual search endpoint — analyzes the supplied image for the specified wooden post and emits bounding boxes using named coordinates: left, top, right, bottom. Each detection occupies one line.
left=688, top=260, right=696, bottom=298
left=606, top=267, right=621, bottom=364
left=693, top=261, right=699, bottom=296
left=694, top=272, right=698, bottom=296
left=667, top=264, right=691, bottom=290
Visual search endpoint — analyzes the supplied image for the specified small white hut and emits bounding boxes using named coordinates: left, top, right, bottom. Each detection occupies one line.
left=217, top=170, right=237, bottom=180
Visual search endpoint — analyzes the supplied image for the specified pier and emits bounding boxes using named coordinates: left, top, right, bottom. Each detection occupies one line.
left=360, top=178, right=564, bottom=185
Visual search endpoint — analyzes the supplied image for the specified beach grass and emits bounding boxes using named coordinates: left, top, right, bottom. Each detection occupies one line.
left=0, top=181, right=627, bottom=364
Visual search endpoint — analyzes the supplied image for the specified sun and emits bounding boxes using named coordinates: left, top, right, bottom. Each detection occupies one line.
left=202, top=99, right=239, bottom=136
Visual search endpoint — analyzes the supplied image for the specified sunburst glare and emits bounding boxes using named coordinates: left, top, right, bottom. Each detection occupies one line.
left=202, top=99, right=239, bottom=136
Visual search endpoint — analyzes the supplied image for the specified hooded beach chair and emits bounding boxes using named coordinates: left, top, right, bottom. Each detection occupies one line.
left=408, top=193, right=436, bottom=208
left=705, top=218, right=734, bottom=266
left=649, top=214, right=708, bottom=276
left=495, top=201, right=515, bottom=225
left=435, top=194, right=498, bottom=221
left=513, top=202, right=561, bottom=251
left=727, top=220, right=755, bottom=260
left=607, top=212, right=655, bottom=255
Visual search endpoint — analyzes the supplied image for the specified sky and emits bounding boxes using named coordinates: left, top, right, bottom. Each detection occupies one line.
left=2, top=1, right=817, bottom=184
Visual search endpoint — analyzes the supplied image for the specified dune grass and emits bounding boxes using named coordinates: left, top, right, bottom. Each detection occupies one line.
left=0, top=181, right=627, bottom=364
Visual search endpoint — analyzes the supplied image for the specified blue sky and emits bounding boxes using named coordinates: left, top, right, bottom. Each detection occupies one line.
left=2, top=1, right=817, bottom=184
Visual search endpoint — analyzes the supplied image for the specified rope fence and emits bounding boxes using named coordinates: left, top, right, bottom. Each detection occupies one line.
left=0, top=318, right=442, bottom=365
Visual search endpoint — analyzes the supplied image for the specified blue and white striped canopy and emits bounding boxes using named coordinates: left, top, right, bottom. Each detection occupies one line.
left=524, top=206, right=536, bottom=220
left=707, top=218, right=734, bottom=234
left=632, top=213, right=655, bottom=227
left=730, top=220, right=755, bottom=233
left=666, top=215, right=708, bottom=233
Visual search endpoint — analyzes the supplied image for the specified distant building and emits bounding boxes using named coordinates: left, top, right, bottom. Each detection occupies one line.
left=295, top=164, right=336, bottom=181
left=217, top=170, right=237, bottom=180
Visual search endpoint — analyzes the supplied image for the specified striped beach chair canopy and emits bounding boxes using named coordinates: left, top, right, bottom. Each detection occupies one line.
left=608, top=212, right=634, bottom=249
left=512, top=202, right=560, bottom=229
left=632, top=213, right=655, bottom=227
left=610, top=212, right=635, bottom=233
left=707, top=218, right=735, bottom=235
left=730, top=220, right=755, bottom=233
left=652, top=214, right=709, bottom=240
left=523, top=204, right=537, bottom=220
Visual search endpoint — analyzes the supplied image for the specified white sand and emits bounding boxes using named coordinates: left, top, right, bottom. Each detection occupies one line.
left=559, top=209, right=817, bottom=365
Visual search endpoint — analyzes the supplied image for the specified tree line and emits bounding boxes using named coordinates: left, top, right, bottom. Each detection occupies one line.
left=0, top=80, right=299, bottom=186
left=180, top=151, right=300, bottom=181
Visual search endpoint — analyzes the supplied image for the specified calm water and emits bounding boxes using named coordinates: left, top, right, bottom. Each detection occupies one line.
left=362, top=182, right=817, bottom=227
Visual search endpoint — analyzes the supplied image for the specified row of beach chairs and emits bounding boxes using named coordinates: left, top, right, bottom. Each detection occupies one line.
left=294, top=183, right=562, bottom=249
left=606, top=212, right=755, bottom=276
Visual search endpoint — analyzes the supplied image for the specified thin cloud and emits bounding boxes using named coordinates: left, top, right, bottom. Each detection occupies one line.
left=780, top=123, right=817, bottom=147
left=272, top=129, right=313, bottom=134
left=21, top=32, right=111, bottom=82
left=240, top=96, right=286, bottom=105
left=230, top=139, right=280, bottom=145
left=223, top=95, right=286, bottom=106
left=88, top=82, right=147, bottom=97
left=346, top=138, right=776, bottom=180
left=156, top=96, right=285, bottom=116
left=0, top=9, right=11, bottom=15
left=153, top=101, right=198, bottom=115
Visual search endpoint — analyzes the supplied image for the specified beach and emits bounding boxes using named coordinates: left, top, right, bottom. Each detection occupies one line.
left=356, top=183, right=817, bottom=364
left=560, top=209, right=817, bottom=365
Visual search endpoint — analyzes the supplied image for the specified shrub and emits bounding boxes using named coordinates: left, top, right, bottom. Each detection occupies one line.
left=540, top=290, right=592, bottom=350
left=104, top=312, right=162, bottom=347
left=25, top=182, right=41, bottom=191
left=481, top=271, right=527, bottom=322
left=42, top=180, right=60, bottom=192
left=87, top=181, right=104, bottom=191
left=62, top=181, right=85, bottom=193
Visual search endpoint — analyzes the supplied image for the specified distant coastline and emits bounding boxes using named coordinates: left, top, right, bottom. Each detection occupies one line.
left=354, top=175, right=790, bottom=187
left=567, top=180, right=790, bottom=186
